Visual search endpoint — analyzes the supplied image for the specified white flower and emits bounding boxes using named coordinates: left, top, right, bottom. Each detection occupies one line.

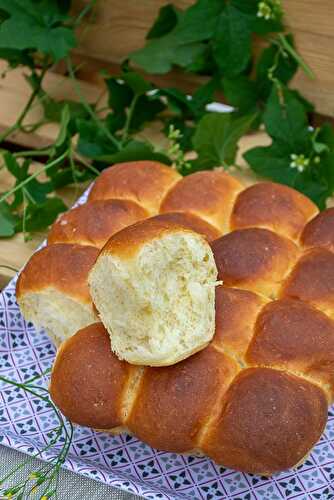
left=290, top=153, right=310, bottom=172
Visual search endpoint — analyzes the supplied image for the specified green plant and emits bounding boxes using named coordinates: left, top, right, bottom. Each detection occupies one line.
left=0, top=369, right=74, bottom=499
left=0, top=0, right=333, bottom=241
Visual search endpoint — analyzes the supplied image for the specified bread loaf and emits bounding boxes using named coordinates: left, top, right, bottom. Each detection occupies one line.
left=17, top=160, right=334, bottom=474
left=50, top=321, right=329, bottom=475
left=88, top=217, right=218, bottom=365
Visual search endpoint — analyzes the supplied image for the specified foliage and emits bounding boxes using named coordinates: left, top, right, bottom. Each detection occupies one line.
left=0, top=0, right=332, bottom=237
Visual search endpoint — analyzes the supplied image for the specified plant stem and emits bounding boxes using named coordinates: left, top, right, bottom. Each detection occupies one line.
left=73, top=0, right=97, bottom=27
left=14, top=148, right=54, bottom=158
left=0, top=66, right=49, bottom=144
left=66, top=57, right=121, bottom=151
left=278, top=34, right=315, bottom=80
left=0, top=150, right=68, bottom=204
left=74, top=153, right=100, bottom=176
left=122, top=94, right=139, bottom=145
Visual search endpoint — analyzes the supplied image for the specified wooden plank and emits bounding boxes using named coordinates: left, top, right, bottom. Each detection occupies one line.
left=72, top=0, right=334, bottom=117
left=0, top=61, right=104, bottom=148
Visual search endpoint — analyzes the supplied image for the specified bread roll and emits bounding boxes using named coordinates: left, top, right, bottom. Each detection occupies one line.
left=160, top=170, right=243, bottom=232
left=88, top=161, right=181, bottom=214
left=148, top=212, right=222, bottom=242
left=48, top=199, right=148, bottom=248
left=50, top=323, right=328, bottom=476
left=88, top=218, right=218, bottom=366
left=16, top=244, right=98, bottom=345
left=231, top=181, right=318, bottom=241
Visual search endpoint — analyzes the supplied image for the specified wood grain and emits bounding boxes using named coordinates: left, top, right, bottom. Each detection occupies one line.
left=72, top=0, right=334, bottom=117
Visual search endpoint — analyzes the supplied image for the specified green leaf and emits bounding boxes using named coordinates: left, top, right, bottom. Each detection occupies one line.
left=191, top=78, right=220, bottom=117
left=42, top=97, right=88, bottom=124
left=20, top=197, right=67, bottom=232
left=231, top=0, right=283, bottom=34
left=244, top=142, right=334, bottom=209
left=105, top=78, right=133, bottom=113
left=244, top=143, right=298, bottom=185
left=157, top=88, right=192, bottom=117
left=93, top=139, right=171, bottom=165
left=130, top=95, right=165, bottom=132
left=193, top=111, right=257, bottom=168
left=76, top=119, right=118, bottom=159
left=0, top=200, right=19, bottom=237
left=213, top=4, right=252, bottom=77
left=263, top=86, right=310, bottom=150
left=0, top=0, right=76, bottom=61
left=3, top=151, right=21, bottom=179
left=146, top=4, right=179, bottom=40
left=316, top=123, right=334, bottom=153
left=122, top=72, right=152, bottom=96
left=131, top=0, right=223, bottom=74
left=222, top=76, right=258, bottom=113
left=256, top=38, right=298, bottom=99
left=25, top=178, right=53, bottom=204
left=0, top=47, right=34, bottom=68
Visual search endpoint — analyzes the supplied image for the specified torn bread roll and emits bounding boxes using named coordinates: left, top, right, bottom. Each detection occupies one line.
left=89, top=217, right=218, bottom=366
left=16, top=244, right=98, bottom=346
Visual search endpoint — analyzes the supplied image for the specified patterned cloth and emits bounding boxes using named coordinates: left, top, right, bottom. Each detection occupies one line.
left=0, top=445, right=142, bottom=499
left=1, top=189, right=334, bottom=500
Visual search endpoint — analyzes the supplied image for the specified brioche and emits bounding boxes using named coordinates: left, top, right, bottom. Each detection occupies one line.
left=50, top=322, right=328, bottom=476
left=88, top=218, right=218, bottom=366
left=18, top=161, right=334, bottom=475
left=48, top=199, right=148, bottom=248
left=88, top=160, right=181, bottom=214
left=160, top=170, right=243, bottom=232
left=16, top=244, right=98, bottom=345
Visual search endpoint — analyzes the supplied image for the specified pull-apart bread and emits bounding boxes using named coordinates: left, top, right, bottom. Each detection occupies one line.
left=15, top=160, right=334, bottom=475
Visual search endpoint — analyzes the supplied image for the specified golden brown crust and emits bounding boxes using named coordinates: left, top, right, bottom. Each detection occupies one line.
left=88, top=161, right=181, bottom=214
left=202, top=367, right=328, bottom=475
left=16, top=244, right=99, bottom=304
left=50, top=323, right=134, bottom=429
left=48, top=200, right=148, bottom=248
left=280, top=247, right=334, bottom=317
left=246, top=299, right=334, bottom=399
left=149, top=212, right=221, bottom=241
left=211, top=228, right=299, bottom=298
left=301, top=207, right=334, bottom=251
left=212, top=286, right=267, bottom=360
left=99, top=216, right=205, bottom=260
left=160, top=171, right=243, bottom=232
left=126, top=346, right=239, bottom=453
left=231, top=182, right=318, bottom=241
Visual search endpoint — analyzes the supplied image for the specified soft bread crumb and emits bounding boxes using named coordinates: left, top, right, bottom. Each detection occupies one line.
left=89, top=231, right=218, bottom=366
left=19, top=288, right=96, bottom=345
